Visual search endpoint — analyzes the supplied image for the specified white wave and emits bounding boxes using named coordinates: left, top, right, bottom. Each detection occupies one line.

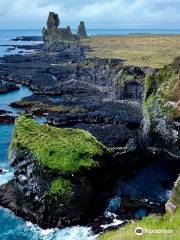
left=25, top=221, right=55, bottom=240
left=25, top=221, right=96, bottom=240
left=0, top=204, right=97, bottom=240
left=0, top=169, right=14, bottom=185
left=100, top=219, right=124, bottom=230
left=53, top=226, right=96, bottom=240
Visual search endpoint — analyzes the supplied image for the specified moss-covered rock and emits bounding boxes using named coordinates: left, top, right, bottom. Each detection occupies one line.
left=9, top=115, right=106, bottom=175
left=7, top=115, right=108, bottom=228
left=144, top=58, right=180, bottom=119
left=142, top=58, right=180, bottom=160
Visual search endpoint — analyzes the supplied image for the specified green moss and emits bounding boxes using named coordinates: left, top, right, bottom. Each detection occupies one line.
left=99, top=210, right=180, bottom=240
left=115, top=70, right=134, bottom=86
left=144, top=63, right=180, bottom=118
left=46, top=177, right=72, bottom=197
left=9, top=115, right=106, bottom=174
left=158, top=67, right=178, bottom=103
left=144, top=73, right=156, bottom=100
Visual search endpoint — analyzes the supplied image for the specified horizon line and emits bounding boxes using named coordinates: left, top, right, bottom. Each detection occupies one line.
left=1, top=28, right=180, bottom=31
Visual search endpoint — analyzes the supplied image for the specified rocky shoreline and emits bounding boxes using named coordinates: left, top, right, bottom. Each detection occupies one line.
left=0, top=15, right=179, bottom=236
left=0, top=39, right=146, bottom=147
left=0, top=80, right=19, bottom=94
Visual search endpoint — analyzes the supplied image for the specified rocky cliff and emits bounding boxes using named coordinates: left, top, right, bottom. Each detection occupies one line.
left=141, top=57, right=180, bottom=214
left=142, top=57, right=180, bottom=160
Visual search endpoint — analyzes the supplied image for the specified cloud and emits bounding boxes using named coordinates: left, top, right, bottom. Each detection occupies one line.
left=0, top=0, right=180, bottom=29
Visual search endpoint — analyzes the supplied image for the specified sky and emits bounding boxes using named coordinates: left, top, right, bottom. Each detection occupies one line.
left=0, top=0, right=180, bottom=29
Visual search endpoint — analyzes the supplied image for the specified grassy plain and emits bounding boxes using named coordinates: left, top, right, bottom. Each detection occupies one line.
left=82, top=35, right=180, bottom=68
left=99, top=210, right=180, bottom=240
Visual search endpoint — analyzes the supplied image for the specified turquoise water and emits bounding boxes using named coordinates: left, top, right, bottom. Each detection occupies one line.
left=0, top=85, right=32, bottom=115
left=0, top=205, right=94, bottom=240
left=0, top=30, right=95, bottom=240
left=0, top=30, right=42, bottom=57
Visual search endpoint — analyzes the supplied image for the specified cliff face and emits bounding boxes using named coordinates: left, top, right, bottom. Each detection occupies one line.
left=142, top=57, right=180, bottom=160
left=142, top=57, right=180, bottom=214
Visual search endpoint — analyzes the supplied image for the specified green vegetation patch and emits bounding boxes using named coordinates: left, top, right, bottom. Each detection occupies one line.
left=82, top=35, right=180, bottom=68
left=46, top=177, right=72, bottom=197
left=99, top=210, right=180, bottom=240
left=144, top=73, right=156, bottom=101
left=144, top=63, right=180, bottom=118
left=9, top=115, right=106, bottom=174
left=115, top=69, right=134, bottom=86
left=158, top=66, right=178, bottom=103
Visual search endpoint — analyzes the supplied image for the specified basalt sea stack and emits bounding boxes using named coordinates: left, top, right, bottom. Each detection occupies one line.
left=42, top=12, right=88, bottom=43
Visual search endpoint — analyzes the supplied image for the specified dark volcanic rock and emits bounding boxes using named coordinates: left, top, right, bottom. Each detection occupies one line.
left=0, top=80, right=19, bottom=94
left=43, top=12, right=77, bottom=43
left=0, top=39, right=145, bottom=148
left=114, top=65, right=146, bottom=100
left=0, top=109, right=11, bottom=115
left=47, top=12, right=60, bottom=29
left=0, top=115, right=15, bottom=124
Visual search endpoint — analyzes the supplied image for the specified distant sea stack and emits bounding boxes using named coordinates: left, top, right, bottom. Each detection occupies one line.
left=77, top=21, right=87, bottom=39
left=42, top=12, right=88, bottom=43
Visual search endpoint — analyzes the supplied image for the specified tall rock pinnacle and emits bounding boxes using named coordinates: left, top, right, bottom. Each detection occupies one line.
left=77, top=21, right=87, bottom=39
left=47, top=12, right=60, bottom=29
